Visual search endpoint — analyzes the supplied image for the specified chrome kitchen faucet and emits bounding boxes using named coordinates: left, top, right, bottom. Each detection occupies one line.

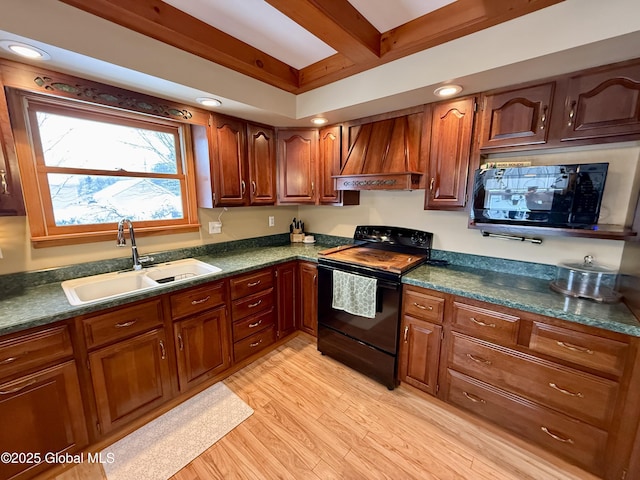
left=116, top=218, right=153, bottom=270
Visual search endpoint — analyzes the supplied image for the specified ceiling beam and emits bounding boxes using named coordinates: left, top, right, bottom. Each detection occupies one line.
left=59, top=0, right=300, bottom=92
left=297, top=0, right=565, bottom=92
left=265, top=0, right=381, bottom=64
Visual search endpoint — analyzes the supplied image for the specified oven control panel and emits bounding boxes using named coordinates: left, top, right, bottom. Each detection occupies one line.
left=354, top=225, right=433, bottom=251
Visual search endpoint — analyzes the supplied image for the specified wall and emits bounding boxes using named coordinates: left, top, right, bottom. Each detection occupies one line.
left=0, top=205, right=297, bottom=275
left=300, top=145, right=640, bottom=269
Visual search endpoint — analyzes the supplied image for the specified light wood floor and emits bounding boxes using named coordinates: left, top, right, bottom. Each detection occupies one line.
left=53, top=333, right=598, bottom=480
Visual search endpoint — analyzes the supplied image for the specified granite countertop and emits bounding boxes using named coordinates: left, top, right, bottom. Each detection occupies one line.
left=1, top=243, right=638, bottom=338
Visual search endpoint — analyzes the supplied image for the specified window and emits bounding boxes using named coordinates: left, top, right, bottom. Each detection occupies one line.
left=9, top=91, right=200, bottom=246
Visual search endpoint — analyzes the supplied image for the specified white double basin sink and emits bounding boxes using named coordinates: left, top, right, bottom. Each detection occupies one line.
left=61, top=258, right=221, bottom=306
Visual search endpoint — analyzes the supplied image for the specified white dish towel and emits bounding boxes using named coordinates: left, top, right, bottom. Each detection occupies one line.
left=332, top=270, right=377, bottom=318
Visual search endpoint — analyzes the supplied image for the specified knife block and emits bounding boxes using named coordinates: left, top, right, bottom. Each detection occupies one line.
left=290, top=229, right=304, bottom=243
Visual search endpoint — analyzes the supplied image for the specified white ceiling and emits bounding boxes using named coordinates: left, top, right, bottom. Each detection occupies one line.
left=0, top=0, right=639, bottom=127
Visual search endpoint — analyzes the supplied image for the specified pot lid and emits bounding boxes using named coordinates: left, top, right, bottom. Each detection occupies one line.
left=558, top=255, right=618, bottom=274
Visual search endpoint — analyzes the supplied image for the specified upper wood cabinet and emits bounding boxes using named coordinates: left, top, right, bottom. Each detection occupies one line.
left=0, top=73, right=25, bottom=216
left=560, top=61, right=640, bottom=142
left=195, top=115, right=276, bottom=207
left=318, top=125, right=342, bottom=204
left=478, top=82, right=555, bottom=149
left=425, top=97, right=476, bottom=210
left=478, top=58, right=640, bottom=152
left=246, top=123, right=277, bottom=205
left=277, top=128, right=318, bottom=204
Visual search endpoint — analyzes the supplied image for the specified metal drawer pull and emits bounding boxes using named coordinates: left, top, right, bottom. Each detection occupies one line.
left=549, top=383, right=584, bottom=398
left=0, top=379, right=37, bottom=395
left=404, top=325, right=409, bottom=342
left=413, top=302, right=433, bottom=311
left=191, top=295, right=211, bottom=305
left=469, top=317, right=496, bottom=328
left=556, top=341, right=594, bottom=355
left=159, top=340, right=166, bottom=360
left=249, top=320, right=263, bottom=328
left=541, top=426, right=574, bottom=444
left=247, top=280, right=261, bottom=287
left=248, top=300, right=263, bottom=308
left=251, top=181, right=256, bottom=195
left=463, top=391, right=485, bottom=404
left=177, top=334, right=184, bottom=351
left=250, top=339, right=263, bottom=348
left=466, top=353, right=492, bottom=365
left=0, top=356, right=19, bottom=365
left=115, top=320, right=137, bottom=328
left=0, top=170, right=8, bottom=194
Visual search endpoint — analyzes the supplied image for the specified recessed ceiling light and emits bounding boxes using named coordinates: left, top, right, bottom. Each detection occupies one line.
left=196, top=97, right=222, bottom=107
left=311, top=117, right=328, bottom=125
left=0, top=40, right=50, bottom=60
left=434, top=84, right=463, bottom=97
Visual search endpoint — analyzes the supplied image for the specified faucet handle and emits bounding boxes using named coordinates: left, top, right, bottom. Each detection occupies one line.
left=138, top=256, right=155, bottom=265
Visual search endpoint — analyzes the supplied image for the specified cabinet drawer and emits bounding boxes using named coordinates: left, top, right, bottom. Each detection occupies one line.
left=232, top=308, right=275, bottom=342
left=233, top=325, right=276, bottom=363
left=446, top=369, right=607, bottom=475
left=529, top=322, right=628, bottom=377
left=170, top=281, right=227, bottom=320
left=230, top=269, right=274, bottom=300
left=452, top=301, right=520, bottom=345
left=0, top=325, right=73, bottom=379
left=449, top=333, right=619, bottom=428
left=84, top=300, right=163, bottom=349
left=232, top=288, right=274, bottom=321
left=403, top=288, right=444, bottom=323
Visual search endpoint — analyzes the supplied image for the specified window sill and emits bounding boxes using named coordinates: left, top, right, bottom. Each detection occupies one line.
left=31, top=224, right=201, bottom=248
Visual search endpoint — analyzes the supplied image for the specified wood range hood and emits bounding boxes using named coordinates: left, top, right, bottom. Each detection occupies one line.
left=334, top=114, right=423, bottom=191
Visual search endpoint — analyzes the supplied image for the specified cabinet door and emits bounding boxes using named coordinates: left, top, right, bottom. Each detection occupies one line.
left=318, top=125, right=341, bottom=204
left=479, top=83, right=554, bottom=149
left=276, top=262, right=297, bottom=338
left=425, top=97, right=475, bottom=210
left=89, top=329, right=173, bottom=435
left=0, top=361, right=88, bottom=480
left=211, top=114, right=248, bottom=206
left=560, top=61, right=640, bottom=141
left=174, top=306, right=230, bottom=391
left=277, top=129, right=318, bottom=204
left=399, top=316, right=442, bottom=395
left=299, top=262, right=318, bottom=337
left=247, top=123, right=276, bottom=205
left=0, top=75, right=25, bottom=216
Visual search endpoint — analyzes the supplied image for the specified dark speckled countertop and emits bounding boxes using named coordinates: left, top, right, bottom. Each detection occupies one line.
left=1, top=242, right=639, bottom=338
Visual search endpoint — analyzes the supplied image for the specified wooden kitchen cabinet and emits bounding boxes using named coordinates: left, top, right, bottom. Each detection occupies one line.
left=195, top=115, right=276, bottom=207
left=425, top=97, right=476, bottom=210
left=559, top=60, right=640, bottom=142
left=318, top=125, right=359, bottom=206
left=478, top=82, right=555, bottom=149
left=246, top=123, right=277, bottom=205
left=230, top=267, right=276, bottom=361
left=169, top=279, right=231, bottom=391
left=277, top=128, right=318, bottom=204
left=399, top=286, right=446, bottom=395
left=276, top=261, right=297, bottom=338
left=298, top=261, right=318, bottom=336
left=0, top=72, right=25, bottom=216
left=174, top=306, right=230, bottom=391
left=0, top=324, right=87, bottom=480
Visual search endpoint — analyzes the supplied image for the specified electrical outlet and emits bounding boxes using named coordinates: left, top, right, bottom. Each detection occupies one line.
left=268, top=216, right=275, bottom=227
left=209, top=221, right=222, bottom=234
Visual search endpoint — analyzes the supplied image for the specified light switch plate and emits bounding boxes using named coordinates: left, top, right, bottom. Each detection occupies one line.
left=268, top=216, right=275, bottom=227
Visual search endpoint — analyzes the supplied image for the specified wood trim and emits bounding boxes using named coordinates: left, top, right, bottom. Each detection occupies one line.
left=57, top=0, right=564, bottom=93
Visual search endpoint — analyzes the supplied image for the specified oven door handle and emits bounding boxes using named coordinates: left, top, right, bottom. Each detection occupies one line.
left=317, top=265, right=400, bottom=290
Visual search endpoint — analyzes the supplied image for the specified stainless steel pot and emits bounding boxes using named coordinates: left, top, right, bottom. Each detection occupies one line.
left=549, top=255, right=622, bottom=303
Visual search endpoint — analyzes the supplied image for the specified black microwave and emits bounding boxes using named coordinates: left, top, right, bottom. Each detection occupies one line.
left=471, top=163, right=609, bottom=228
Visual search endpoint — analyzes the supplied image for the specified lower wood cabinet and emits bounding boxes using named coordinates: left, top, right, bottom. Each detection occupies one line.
left=298, top=262, right=317, bottom=336
left=0, top=361, right=88, bottom=480
left=88, top=328, right=173, bottom=435
left=399, top=316, right=442, bottom=395
left=174, top=306, right=230, bottom=392
left=276, top=262, right=297, bottom=338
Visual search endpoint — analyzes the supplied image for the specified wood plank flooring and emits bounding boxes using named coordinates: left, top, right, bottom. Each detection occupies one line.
left=52, top=333, right=598, bottom=480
